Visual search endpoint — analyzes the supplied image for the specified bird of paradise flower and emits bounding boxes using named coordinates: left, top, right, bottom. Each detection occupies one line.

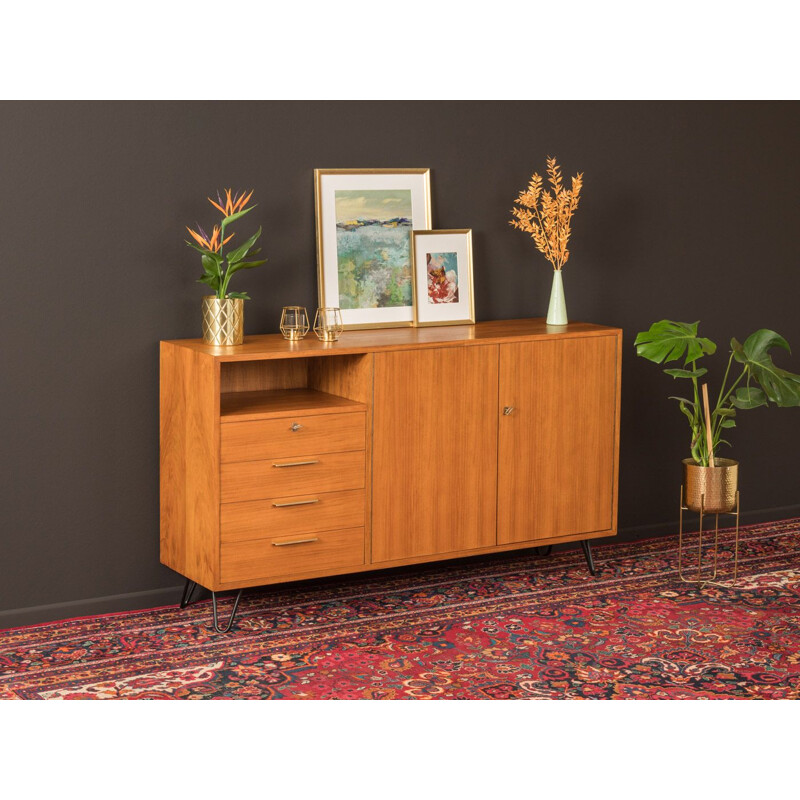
left=185, top=189, right=267, bottom=300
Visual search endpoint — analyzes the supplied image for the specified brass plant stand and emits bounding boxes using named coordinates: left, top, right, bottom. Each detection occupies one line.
left=678, top=487, right=741, bottom=588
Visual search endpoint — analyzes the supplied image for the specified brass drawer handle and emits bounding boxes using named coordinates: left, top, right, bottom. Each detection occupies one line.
left=272, top=459, right=320, bottom=468
left=272, top=537, right=320, bottom=547
left=503, top=406, right=516, bottom=416
left=290, top=422, right=303, bottom=432
left=272, top=499, right=320, bottom=508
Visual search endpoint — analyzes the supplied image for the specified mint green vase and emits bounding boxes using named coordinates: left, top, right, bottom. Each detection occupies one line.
left=546, top=269, right=568, bottom=326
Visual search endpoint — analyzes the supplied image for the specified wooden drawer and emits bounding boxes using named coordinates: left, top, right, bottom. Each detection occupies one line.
left=221, top=489, right=365, bottom=543
left=221, top=450, right=366, bottom=503
left=220, top=527, right=365, bottom=583
left=221, top=411, right=365, bottom=463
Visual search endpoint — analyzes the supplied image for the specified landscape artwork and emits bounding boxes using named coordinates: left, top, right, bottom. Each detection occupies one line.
left=334, top=189, right=413, bottom=309
left=426, top=251, right=459, bottom=304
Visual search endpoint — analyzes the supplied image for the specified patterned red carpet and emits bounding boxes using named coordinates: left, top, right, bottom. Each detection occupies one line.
left=2, top=519, right=799, bottom=699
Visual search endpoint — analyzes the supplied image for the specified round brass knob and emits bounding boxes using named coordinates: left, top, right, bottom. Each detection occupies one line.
left=290, top=422, right=303, bottom=432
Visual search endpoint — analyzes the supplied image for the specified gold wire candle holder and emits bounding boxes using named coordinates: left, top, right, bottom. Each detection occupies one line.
left=280, top=306, right=310, bottom=340
left=313, top=307, right=344, bottom=342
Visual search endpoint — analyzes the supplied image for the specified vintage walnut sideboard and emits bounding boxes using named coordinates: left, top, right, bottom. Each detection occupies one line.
left=160, top=318, right=622, bottom=630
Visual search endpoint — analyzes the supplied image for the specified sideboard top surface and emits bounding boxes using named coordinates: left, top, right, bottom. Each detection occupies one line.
left=162, top=318, right=621, bottom=362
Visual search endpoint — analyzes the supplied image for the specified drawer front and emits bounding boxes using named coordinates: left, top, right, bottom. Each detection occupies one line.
left=221, top=412, right=365, bottom=463
left=221, top=489, right=365, bottom=543
left=220, top=527, right=365, bottom=583
left=221, top=450, right=366, bottom=503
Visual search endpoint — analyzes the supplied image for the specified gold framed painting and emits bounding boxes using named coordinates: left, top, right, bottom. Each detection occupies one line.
left=411, top=229, right=475, bottom=327
left=314, top=168, right=432, bottom=329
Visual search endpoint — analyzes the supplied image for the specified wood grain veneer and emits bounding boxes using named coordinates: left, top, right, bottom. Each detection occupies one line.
left=159, top=318, right=622, bottom=594
left=164, top=318, right=619, bottom=361
left=497, top=336, right=619, bottom=543
left=213, top=526, right=613, bottom=591
left=371, top=345, right=499, bottom=562
left=220, top=388, right=365, bottom=422
left=221, top=489, right=366, bottom=544
left=221, top=411, right=365, bottom=463
left=307, top=353, right=374, bottom=563
left=221, top=450, right=366, bottom=504
left=159, top=341, right=219, bottom=588
left=220, top=527, right=365, bottom=584
left=220, top=358, right=308, bottom=392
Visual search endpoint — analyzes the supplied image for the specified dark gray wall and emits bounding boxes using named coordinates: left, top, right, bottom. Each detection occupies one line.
left=2, top=101, right=798, bottom=626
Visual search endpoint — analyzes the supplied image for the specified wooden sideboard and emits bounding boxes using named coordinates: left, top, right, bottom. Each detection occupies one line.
left=160, top=318, right=621, bottom=627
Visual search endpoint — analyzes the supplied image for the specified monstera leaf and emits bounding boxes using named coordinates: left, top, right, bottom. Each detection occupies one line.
left=731, top=330, right=800, bottom=407
left=664, top=367, right=708, bottom=380
left=634, top=320, right=717, bottom=365
left=730, top=386, right=767, bottom=410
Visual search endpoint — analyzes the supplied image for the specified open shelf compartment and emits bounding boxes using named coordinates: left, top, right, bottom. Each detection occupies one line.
left=220, top=388, right=365, bottom=422
left=218, top=353, right=373, bottom=422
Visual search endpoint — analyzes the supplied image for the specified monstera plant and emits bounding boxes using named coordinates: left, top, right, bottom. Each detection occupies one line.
left=635, top=320, right=800, bottom=467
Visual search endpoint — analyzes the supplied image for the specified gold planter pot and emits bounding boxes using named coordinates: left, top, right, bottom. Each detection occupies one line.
left=682, top=458, right=738, bottom=513
left=201, top=297, right=243, bottom=346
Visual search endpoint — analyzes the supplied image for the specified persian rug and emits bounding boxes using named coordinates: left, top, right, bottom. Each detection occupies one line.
left=1, top=518, right=799, bottom=699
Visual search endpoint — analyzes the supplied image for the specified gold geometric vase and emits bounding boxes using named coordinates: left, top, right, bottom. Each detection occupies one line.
left=201, top=297, right=243, bottom=346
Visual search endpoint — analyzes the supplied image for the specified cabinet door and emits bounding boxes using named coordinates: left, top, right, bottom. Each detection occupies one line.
left=498, top=336, right=619, bottom=544
left=372, top=345, right=499, bottom=563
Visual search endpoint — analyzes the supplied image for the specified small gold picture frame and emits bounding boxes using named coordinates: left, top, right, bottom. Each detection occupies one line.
left=410, top=229, right=475, bottom=327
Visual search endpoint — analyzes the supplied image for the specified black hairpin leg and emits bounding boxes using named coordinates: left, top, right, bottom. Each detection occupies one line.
left=534, top=545, right=553, bottom=557
left=180, top=579, right=198, bottom=609
left=211, top=590, right=244, bottom=633
left=580, top=540, right=596, bottom=576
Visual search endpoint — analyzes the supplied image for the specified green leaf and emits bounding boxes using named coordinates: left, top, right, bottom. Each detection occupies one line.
left=634, top=320, right=717, bottom=365
left=186, top=241, right=222, bottom=260
left=731, top=329, right=800, bottom=407
left=226, top=291, right=251, bottom=300
left=670, top=396, right=700, bottom=434
left=225, top=227, right=263, bottom=265
left=720, top=418, right=736, bottom=428
left=712, top=406, right=736, bottom=418
left=677, top=400, right=695, bottom=425
left=197, top=274, right=220, bottom=289
left=730, top=386, right=768, bottom=409
left=221, top=205, right=255, bottom=230
left=227, top=258, right=268, bottom=276
left=664, top=367, right=708, bottom=379
left=201, top=254, right=221, bottom=278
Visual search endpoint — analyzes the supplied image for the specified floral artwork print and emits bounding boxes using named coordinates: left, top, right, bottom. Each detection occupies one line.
left=334, top=189, right=413, bottom=309
left=426, top=251, right=459, bottom=304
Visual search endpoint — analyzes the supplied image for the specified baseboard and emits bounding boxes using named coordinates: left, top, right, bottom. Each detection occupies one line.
left=0, top=586, right=185, bottom=631
left=611, top=502, right=800, bottom=544
left=2, top=504, right=799, bottom=630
